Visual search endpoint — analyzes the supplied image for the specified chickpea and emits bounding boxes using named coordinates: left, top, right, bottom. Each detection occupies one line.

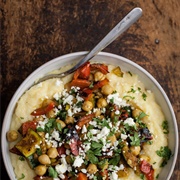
left=46, top=142, right=52, bottom=149
left=94, top=71, right=105, bottom=82
left=46, top=109, right=56, bottom=118
left=82, top=101, right=93, bottom=111
left=101, top=84, right=114, bottom=95
left=87, top=164, right=98, bottom=174
left=97, top=98, right=107, bottom=108
left=56, top=119, right=66, bottom=129
left=130, top=146, right=141, bottom=156
left=117, top=168, right=129, bottom=178
left=65, top=116, right=74, bottom=124
left=38, top=154, right=51, bottom=165
left=34, top=165, right=47, bottom=176
left=107, top=134, right=117, bottom=145
left=47, top=147, right=58, bottom=159
left=94, top=109, right=101, bottom=117
left=6, top=130, right=18, bottom=142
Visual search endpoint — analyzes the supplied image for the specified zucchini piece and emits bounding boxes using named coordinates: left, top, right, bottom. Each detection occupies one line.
left=16, top=129, right=41, bottom=157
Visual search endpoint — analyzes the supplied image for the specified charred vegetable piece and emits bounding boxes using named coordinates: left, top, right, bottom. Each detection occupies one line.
left=73, top=62, right=91, bottom=80
left=122, top=144, right=139, bottom=169
left=9, top=146, right=22, bottom=156
left=77, top=113, right=95, bottom=129
left=16, top=129, right=42, bottom=157
left=70, top=79, right=91, bottom=89
left=69, top=138, right=80, bottom=156
left=31, top=101, right=56, bottom=116
left=90, top=63, right=109, bottom=74
left=19, top=120, right=37, bottom=136
left=82, top=78, right=109, bottom=95
left=140, top=128, right=153, bottom=143
left=140, top=160, right=154, bottom=180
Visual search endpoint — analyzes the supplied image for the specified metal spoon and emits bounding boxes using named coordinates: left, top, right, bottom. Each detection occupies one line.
left=37, top=7, right=142, bottom=83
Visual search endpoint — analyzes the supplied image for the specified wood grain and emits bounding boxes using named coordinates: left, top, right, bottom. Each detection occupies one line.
left=1, top=0, right=179, bottom=179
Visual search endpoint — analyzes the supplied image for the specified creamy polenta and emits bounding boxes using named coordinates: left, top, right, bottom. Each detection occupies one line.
left=8, top=63, right=170, bottom=180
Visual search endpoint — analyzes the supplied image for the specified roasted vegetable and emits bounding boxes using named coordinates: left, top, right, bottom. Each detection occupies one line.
left=16, top=129, right=42, bottom=157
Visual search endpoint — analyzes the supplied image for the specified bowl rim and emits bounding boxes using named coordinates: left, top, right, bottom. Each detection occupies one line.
left=1, top=51, right=179, bottom=180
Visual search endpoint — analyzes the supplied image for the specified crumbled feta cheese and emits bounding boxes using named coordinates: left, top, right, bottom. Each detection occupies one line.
left=81, top=169, right=87, bottom=174
left=97, top=127, right=110, bottom=139
left=73, top=156, right=84, bottom=167
left=110, top=172, right=118, bottom=180
left=124, top=117, right=135, bottom=126
left=51, top=130, right=60, bottom=141
left=90, top=129, right=100, bottom=135
left=82, top=125, right=87, bottom=133
left=35, top=144, right=40, bottom=149
left=63, top=95, right=74, bottom=105
left=121, top=133, right=128, bottom=140
left=107, top=92, right=128, bottom=107
left=55, top=163, right=67, bottom=174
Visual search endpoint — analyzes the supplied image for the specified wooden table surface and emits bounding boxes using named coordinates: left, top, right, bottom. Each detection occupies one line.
left=1, top=0, right=179, bottom=179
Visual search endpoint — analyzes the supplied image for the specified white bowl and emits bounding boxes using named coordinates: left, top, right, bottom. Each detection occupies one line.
left=1, top=51, right=178, bottom=180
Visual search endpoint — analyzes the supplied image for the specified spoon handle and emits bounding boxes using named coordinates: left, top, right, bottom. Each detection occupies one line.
left=37, top=7, right=142, bottom=83
left=63, top=7, right=142, bottom=75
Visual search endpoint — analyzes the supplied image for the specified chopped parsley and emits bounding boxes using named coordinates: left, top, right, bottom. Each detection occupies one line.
left=130, top=132, right=141, bottom=146
left=162, top=120, right=169, bottom=134
left=18, top=173, right=25, bottom=180
left=48, top=166, right=58, bottom=178
left=156, top=146, right=172, bottom=167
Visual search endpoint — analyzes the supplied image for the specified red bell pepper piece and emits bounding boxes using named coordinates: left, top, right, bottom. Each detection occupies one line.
left=69, top=138, right=79, bottom=156
left=57, top=145, right=66, bottom=156
left=93, top=78, right=109, bottom=90
left=70, top=79, right=91, bottom=89
left=79, top=62, right=90, bottom=79
left=77, top=172, right=88, bottom=180
left=77, top=113, right=95, bottom=128
left=140, top=160, right=154, bottom=180
left=31, top=101, right=55, bottom=116
left=100, top=169, right=109, bottom=180
left=82, top=78, right=109, bottom=95
left=90, top=63, right=109, bottom=74
left=73, top=62, right=90, bottom=80
left=20, top=120, right=37, bottom=136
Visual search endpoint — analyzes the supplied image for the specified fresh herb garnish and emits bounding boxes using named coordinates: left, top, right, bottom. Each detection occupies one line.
left=140, top=173, right=145, bottom=179
left=162, top=120, right=169, bottom=134
left=109, top=155, right=120, bottom=166
left=156, top=146, right=172, bottom=167
left=18, top=173, right=25, bottom=180
left=128, top=71, right=133, bottom=76
left=130, top=132, right=141, bottom=146
left=142, top=92, right=147, bottom=101
left=18, top=156, right=25, bottom=161
left=48, top=166, right=58, bottom=178
left=86, top=150, right=99, bottom=164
